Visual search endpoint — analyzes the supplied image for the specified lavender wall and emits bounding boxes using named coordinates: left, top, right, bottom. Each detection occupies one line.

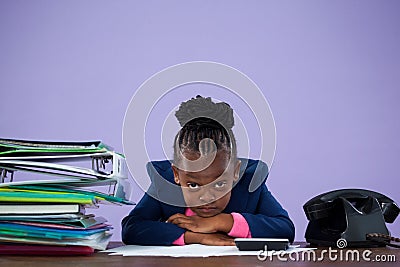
left=1, top=0, right=399, bottom=241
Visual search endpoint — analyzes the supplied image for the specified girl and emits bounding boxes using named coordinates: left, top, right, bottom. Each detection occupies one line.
left=122, top=96, right=295, bottom=246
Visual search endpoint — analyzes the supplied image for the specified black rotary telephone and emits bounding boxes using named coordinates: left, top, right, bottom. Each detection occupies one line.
left=303, top=189, right=400, bottom=248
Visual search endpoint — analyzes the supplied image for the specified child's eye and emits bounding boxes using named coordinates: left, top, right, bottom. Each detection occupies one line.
left=187, top=183, right=200, bottom=190
left=214, top=181, right=227, bottom=189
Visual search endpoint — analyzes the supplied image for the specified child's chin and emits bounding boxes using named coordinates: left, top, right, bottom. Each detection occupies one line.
left=193, top=209, right=220, bottom=218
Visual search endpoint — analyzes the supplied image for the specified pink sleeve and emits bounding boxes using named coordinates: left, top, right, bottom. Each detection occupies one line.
left=227, top=212, right=252, bottom=238
left=172, top=208, right=194, bottom=245
left=172, top=233, right=185, bottom=245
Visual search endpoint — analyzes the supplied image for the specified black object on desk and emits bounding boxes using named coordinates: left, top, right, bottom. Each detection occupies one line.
left=234, top=238, right=289, bottom=251
left=303, top=189, right=399, bottom=248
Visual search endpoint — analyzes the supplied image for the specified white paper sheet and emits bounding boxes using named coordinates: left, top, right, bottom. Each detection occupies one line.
left=102, top=244, right=316, bottom=257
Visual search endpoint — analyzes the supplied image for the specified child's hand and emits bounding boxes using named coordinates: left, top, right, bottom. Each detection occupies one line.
left=184, top=232, right=235, bottom=246
left=166, top=213, right=233, bottom=233
left=167, top=213, right=216, bottom=233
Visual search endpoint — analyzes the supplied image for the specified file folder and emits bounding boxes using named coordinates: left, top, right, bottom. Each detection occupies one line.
left=0, top=138, right=133, bottom=252
left=0, top=138, right=111, bottom=157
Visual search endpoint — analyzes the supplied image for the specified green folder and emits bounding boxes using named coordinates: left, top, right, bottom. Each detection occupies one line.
left=0, top=138, right=112, bottom=157
left=6, top=185, right=134, bottom=205
left=0, top=188, right=98, bottom=204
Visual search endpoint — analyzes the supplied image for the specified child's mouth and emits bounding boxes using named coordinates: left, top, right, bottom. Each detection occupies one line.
left=197, top=206, right=217, bottom=213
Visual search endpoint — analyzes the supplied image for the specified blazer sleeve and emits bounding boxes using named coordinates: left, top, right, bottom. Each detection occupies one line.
left=240, top=185, right=295, bottom=242
left=121, top=193, right=185, bottom=245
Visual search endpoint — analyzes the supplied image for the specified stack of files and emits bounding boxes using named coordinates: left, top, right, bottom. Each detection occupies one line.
left=0, top=138, right=134, bottom=255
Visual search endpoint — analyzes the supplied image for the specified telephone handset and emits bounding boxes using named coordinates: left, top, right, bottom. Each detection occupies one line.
left=303, top=189, right=399, bottom=248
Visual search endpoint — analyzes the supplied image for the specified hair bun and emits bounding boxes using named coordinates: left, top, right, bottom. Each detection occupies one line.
left=175, top=95, right=234, bottom=130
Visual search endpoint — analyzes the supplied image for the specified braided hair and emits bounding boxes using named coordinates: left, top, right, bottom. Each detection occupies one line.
left=173, top=96, right=237, bottom=164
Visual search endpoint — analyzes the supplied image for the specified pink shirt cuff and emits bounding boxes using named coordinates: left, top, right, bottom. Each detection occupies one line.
left=172, top=209, right=251, bottom=245
left=172, top=233, right=185, bottom=246
left=172, top=209, right=195, bottom=245
left=228, top=212, right=252, bottom=238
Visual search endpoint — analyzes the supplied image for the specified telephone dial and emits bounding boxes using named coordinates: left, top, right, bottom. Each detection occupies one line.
left=303, top=189, right=399, bottom=248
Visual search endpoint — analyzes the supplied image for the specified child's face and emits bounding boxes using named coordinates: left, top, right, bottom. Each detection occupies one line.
left=172, top=151, right=241, bottom=218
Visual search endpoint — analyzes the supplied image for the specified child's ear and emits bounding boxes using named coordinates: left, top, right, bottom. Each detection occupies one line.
left=171, top=164, right=180, bottom=185
left=233, top=160, right=241, bottom=182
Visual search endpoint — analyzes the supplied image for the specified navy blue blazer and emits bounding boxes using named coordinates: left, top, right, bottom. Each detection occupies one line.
left=121, top=159, right=295, bottom=245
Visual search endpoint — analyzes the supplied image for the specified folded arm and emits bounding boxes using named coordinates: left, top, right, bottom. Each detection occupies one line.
left=121, top=193, right=185, bottom=245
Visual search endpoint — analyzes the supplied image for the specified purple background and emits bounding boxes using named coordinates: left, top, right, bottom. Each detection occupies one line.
left=1, top=0, right=399, bottom=241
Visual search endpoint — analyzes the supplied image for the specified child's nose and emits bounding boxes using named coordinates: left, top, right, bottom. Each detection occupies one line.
left=199, top=190, right=216, bottom=203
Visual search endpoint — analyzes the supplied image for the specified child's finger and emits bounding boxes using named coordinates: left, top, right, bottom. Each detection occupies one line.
left=167, top=215, right=192, bottom=225
left=171, top=217, right=193, bottom=226
left=166, top=213, right=186, bottom=223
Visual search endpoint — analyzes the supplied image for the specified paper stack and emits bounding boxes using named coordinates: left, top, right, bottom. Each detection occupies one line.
left=0, top=138, right=133, bottom=255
